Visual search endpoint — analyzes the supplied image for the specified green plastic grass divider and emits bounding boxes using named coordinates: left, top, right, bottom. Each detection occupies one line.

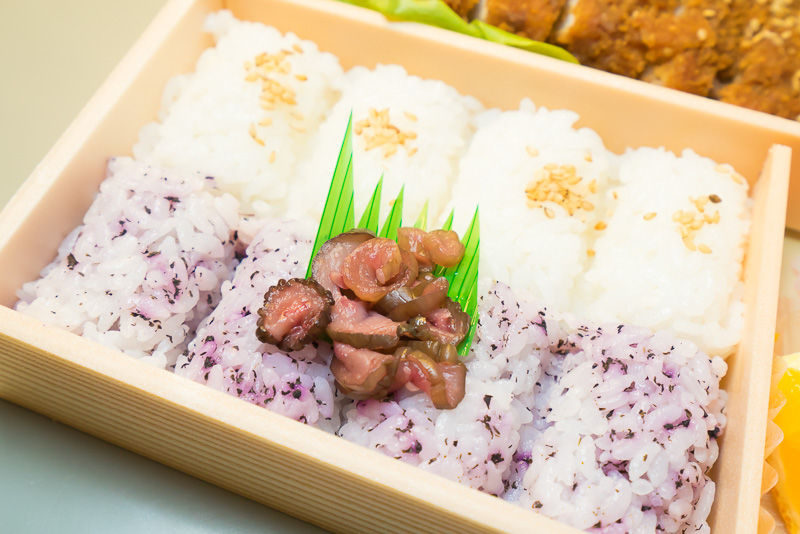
left=358, top=176, right=383, bottom=233
left=306, top=113, right=355, bottom=277
left=440, top=209, right=454, bottom=232
left=379, top=186, right=404, bottom=241
left=447, top=209, right=479, bottom=298
left=339, top=183, right=355, bottom=235
left=458, top=282, right=479, bottom=357
left=432, top=209, right=454, bottom=277
left=444, top=208, right=480, bottom=356
left=413, top=200, right=428, bottom=231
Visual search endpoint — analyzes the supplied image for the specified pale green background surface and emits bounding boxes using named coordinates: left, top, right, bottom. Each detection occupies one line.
left=0, top=1, right=324, bottom=532
left=2, top=0, right=800, bottom=532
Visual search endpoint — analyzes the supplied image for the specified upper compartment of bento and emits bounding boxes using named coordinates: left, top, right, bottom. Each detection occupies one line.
left=225, top=0, right=800, bottom=230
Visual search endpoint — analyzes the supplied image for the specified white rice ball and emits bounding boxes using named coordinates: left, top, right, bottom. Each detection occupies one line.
left=133, top=10, right=345, bottom=218
left=292, top=64, right=483, bottom=226
left=575, top=147, right=751, bottom=357
left=450, top=99, right=616, bottom=312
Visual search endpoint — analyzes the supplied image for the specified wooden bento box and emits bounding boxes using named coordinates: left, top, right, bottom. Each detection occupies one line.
left=0, top=0, right=794, bottom=532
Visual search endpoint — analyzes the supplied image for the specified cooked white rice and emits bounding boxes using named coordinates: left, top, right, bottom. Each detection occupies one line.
left=575, top=148, right=750, bottom=357
left=291, top=64, right=483, bottom=225
left=452, top=100, right=749, bottom=357
left=133, top=10, right=345, bottom=218
left=16, top=157, right=240, bottom=368
left=175, top=219, right=340, bottom=432
left=450, top=99, right=615, bottom=312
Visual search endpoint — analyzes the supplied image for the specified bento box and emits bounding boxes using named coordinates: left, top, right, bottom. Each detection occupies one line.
left=0, top=0, right=792, bottom=532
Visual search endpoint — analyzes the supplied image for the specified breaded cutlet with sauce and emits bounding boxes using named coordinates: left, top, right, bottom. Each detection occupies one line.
left=443, top=0, right=481, bottom=18
left=483, top=0, right=569, bottom=42
left=713, top=0, right=800, bottom=119
left=474, top=0, right=800, bottom=119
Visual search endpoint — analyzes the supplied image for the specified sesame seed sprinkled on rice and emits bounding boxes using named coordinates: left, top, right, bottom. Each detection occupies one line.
left=355, top=107, right=418, bottom=157
left=524, top=164, right=595, bottom=216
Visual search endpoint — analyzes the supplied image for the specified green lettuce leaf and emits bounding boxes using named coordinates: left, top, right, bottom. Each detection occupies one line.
left=338, top=0, right=578, bottom=63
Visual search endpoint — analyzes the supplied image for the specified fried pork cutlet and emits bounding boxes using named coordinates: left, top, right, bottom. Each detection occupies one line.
left=552, top=0, right=728, bottom=95
left=481, top=0, right=799, bottom=119
left=484, top=0, right=569, bottom=42
left=714, top=0, right=800, bottom=119
left=636, top=0, right=730, bottom=95
left=443, top=0, right=481, bottom=19
left=550, top=0, right=657, bottom=78
left=712, top=0, right=769, bottom=80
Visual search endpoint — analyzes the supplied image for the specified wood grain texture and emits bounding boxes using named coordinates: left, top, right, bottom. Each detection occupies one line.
left=709, top=144, right=792, bottom=534
left=0, top=307, right=572, bottom=534
left=0, top=0, right=792, bottom=532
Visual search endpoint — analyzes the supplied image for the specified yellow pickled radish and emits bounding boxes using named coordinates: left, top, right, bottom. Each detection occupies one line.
left=773, top=353, right=800, bottom=533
